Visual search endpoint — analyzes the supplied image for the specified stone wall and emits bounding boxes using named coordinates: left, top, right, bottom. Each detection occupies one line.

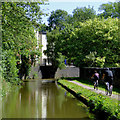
left=29, top=65, right=79, bottom=79
left=29, top=64, right=42, bottom=79
left=55, top=66, right=79, bottom=79
left=29, top=65, right=120, bottom=88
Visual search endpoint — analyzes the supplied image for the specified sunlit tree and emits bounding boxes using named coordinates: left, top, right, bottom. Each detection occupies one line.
left=98, top=2, right=120, bottom=18
left=48, top=9, right=69, bottom=30
left=72, top=6, right=96, bottom=22
left=2, top=1, right=47, bottom=82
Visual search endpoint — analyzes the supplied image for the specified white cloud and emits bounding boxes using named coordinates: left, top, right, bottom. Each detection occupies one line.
left=49, top=0, right=116, bottom=2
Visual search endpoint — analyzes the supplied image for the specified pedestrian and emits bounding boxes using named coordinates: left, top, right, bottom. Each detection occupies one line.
left=91, top=70, right=99, bottom=90
left=64, top=59, right=67, bottom=65
left=102, top=68, right=113, bottom=96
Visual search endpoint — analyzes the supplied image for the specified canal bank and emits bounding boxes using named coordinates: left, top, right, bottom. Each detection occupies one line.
left=2, top=79, right=94, bottom=119
left=58, top=80, right=120, bottom=120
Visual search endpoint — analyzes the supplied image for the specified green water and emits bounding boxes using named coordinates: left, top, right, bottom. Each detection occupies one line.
left=2, top=79, right=93, bottom=119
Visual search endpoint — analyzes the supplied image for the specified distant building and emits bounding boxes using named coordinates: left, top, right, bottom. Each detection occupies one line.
left=35, top=30, right=52, bottom=66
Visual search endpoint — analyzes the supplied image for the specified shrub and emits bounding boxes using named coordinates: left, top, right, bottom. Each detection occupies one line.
left=2, top=50, right=20, bottom=84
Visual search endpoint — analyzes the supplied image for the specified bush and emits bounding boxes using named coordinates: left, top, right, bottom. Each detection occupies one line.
left=2, top=50, right=20, bottom=84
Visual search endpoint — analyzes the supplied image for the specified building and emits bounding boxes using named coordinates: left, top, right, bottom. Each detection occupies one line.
left=35, top=30, right=52, bottom=66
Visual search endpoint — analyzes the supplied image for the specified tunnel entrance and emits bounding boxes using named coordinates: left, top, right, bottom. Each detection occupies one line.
left=40, top=66, right=57, bottom=79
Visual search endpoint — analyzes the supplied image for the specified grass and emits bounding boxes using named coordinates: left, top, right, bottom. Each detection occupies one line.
left=63, top=77, right=120, bottom=95
left=74, top=80, right=119, bottom=95
left=58, top=79, right=120, bottom=120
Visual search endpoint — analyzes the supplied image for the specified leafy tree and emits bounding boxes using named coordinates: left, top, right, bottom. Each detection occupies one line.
left=44, top=27, right=60, bottom=67
left=98, top=2, right=120, bottom=18
left=73, top=17, right=119, bottom=67
left=2, top=1, right=47, bottom=82
left=72, top=6, right=96, bottom=23
left=46, top=18, right=119, bottom=68
left=83, top=52, right=106, bottom=68
left=46, top=4, right=119, bottom=68
left=56, top=53, right=66, bottom=69
left=66, top=14, right=74, bottom=24
left=39, top=23, right=48, bottom=32
left=48, top=9, right=68, bottom=30
left=2, top=50, right=20, bottom=83
left=45, top=23, right=75, bottom=68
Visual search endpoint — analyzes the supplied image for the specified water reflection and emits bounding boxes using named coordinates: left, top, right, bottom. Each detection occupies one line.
left=2, top=79, right=91, bottom=119
left=42, top=87, right=47, bottom=118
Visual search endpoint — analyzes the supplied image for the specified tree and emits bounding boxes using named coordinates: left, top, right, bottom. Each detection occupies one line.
left=45, top=18, right=120, bottom=68
left=71, top=18, right=120, bottom=67
left=72, top=6, right=96, bottom=23
left=45, top=23, right=75, bottom=68
left=98, top=2, right=120, bottom=19
left=39, top=23, right=48, bottom=32
left=2, top=1, right=47, bottom=82
left=48, top=9, right=68, bottom=30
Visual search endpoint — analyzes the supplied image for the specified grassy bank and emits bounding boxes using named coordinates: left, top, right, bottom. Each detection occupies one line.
left=58, top=79, right=120, bottom=120
left=63, top=77, right=120, bottom=94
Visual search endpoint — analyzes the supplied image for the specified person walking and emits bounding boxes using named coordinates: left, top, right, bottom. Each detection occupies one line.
left=102, top=68, right=113, bottom=96
left=91, top=70, right=99, bottom=90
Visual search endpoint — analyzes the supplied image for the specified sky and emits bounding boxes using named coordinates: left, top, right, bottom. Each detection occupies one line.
left=40, top=0, right=117, bottom=25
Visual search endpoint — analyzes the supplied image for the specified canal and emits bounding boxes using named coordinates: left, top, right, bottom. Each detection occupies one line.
left=2, top=79, right=94, bottom=119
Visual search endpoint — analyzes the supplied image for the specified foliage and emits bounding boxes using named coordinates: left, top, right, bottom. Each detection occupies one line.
left=46, top=2, right=120, bottom=68
left=58, top=79, right=120, bottom=120
left=48, top=9, right=69, bottom=31
left=98, top=2, right=120, bottom=19
left=73, top=6, right=96, bottom=23
left=0, top=53, right=12, bottom=97
left=2, top=2, right=41, bottom=53
left=2, top=1, right=47, bottom=84
left=75, top=17, right=119, bottom=67
left=46, top=17, right=119, bottom=68
left=39, top=23, right=48, bottom=32
left=0, top=80, right=11, bottom=98
left=2, top=50, right=20, bottom=84
left=47, top=6, right=96, bottom=30
left=84, top=52, right=106, bottom=68
left=45, top=27, right=60, bottom=67
left=45, top=23, right=75, bottom=67
left=56, top=52, right=66, bottom=69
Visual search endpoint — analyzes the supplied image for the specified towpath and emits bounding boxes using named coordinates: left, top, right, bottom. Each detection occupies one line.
left=69, top=80, right=120, bottom=100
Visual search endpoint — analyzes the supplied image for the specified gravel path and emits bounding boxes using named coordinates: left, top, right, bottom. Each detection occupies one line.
left=69, top=81, right=120, bottom=100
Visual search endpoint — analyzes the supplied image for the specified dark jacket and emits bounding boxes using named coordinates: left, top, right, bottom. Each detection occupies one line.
left=104, top=70, right=113, bottom=85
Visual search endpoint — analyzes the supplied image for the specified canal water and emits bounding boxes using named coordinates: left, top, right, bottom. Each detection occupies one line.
left=2, top=79, right=94, bottom=119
